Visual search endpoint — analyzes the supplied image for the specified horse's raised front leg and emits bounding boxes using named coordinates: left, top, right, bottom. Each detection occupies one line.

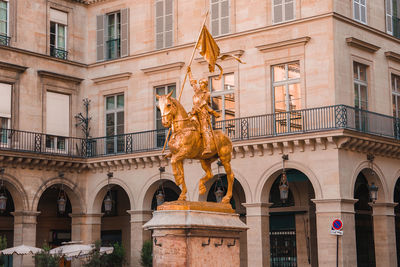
left=199, top=159, right=214, bottom=195
left=171, top=156, right=187, bottom=201
left=220, top=158, right=234, bottom=204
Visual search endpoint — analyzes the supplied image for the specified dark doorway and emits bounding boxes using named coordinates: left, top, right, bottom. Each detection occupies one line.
left=394, top=178, right=400, bottom=267
left=354, top=173, right=376, bottom=267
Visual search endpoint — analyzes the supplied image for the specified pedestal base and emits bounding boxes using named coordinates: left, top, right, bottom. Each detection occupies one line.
left=143, top=209, right=248, bottom=267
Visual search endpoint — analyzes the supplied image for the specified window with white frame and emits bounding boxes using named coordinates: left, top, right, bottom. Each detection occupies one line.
left=353, top=0, right=367, bottom=24
left=0, top=0, right=9, bottom=46
left=392, top=74, right=400, bottom=118
left=46, top=92, right=70, bottom=152
left=105, top=94, right=124, bottom=154
left=209, top=73, right=235, bottom=122
left=272, top=62, right=301, bottom=132
left=210, top=0, right=230, bottom=36
left=0, top=83, right=11, bottom=145
left=272, top=0, right=295, bottom=24
left=96, top=8, right=129, bottom=61
left=353, top=62, right=368, bottom=110
left=155, top=84, right=176, bottom=147
left=50, top=9, right=68, bottom=59
left=386, top=0, right=400, bottom=37
left=155, top=0, right=173, bottom=49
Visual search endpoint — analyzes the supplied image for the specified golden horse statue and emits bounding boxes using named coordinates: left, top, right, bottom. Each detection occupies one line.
left=156, top=91, right=234, bottom=204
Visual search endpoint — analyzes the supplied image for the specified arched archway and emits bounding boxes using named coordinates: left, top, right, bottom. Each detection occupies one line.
left=149, top=179, right=180, bottom=210
left=264, top=168, right=318, bottom=267
left=92, top=184, right=132, bottom=265
left=394, top=178, right=400, bottom=266
left=354, top=170, right=376, bottom=267
left=0, top=186, right=15, bottom=266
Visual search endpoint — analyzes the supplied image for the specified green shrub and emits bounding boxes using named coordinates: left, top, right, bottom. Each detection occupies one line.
left=0, top=235, right=7, bottom=267
left=33, top=244, right=61, bottom=267
left=85, top=241, right=126, bottom=267
left=140, top=240, right=152, bottom=267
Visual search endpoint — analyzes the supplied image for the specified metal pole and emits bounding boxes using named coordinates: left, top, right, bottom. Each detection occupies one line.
left=336, top=235, right=339, bottom=267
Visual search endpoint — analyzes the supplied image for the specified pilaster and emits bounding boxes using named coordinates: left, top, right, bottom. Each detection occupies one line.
left=243, top=203, right=272, bottom=267
left=128, top=210, right=153, bottom=267
left=69, top=213, right=103, bottom=244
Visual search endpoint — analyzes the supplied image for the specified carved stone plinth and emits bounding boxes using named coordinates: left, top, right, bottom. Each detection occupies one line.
left=143, top=208, right=247, bottom=267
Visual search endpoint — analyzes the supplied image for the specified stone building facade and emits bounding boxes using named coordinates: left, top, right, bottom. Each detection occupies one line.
left=0, top=0, right=400, bottom=266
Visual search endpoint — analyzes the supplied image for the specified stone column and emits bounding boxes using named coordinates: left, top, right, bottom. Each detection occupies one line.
left=312, top=199, right=357, bottom=267
left=371, top=202, right=397, bottom=267
left=11, top=210, right=40, bottom=267
left=70, top=213, right=103, bottom=244
left=128, top=210, right=153, bottom=267
left=243, top=203, right=271, bottom=267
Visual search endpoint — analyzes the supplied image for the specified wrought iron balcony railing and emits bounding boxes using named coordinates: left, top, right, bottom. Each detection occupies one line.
left=0, top=105, right=399, bottom=158
left=50, top=47, right=68, bottom=60
left=0, top=34, right=11, bottom=46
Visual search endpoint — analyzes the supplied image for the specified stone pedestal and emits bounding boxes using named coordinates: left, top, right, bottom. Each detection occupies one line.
left=143, top=208, right=247, bottom=267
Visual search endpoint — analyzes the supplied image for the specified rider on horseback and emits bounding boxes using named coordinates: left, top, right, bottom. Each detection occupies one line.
left=187, top=67, right=220, bottom=156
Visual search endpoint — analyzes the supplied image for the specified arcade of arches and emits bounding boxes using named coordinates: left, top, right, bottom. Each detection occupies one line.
left=1, top=157, right=400, bottom=267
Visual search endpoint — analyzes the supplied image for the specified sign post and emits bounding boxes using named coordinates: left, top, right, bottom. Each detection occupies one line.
left=330, top=219, right=343, bottom=267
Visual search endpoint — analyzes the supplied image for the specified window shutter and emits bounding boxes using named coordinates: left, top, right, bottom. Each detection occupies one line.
left=50, top=8, right=68, bottom=25
left=211, top=1, right=220, bottom=36
left=165, top=0, right=173, bottom=47
left=46, top=92, right=70, bottom=137
left=0, top=83, right=11, bottom=118
left=120, top=8, right=129, bottom=57
left=273, top=0, right=283, bottom=24
left=386, top=0, right=393, bottom=34
left=96, top=14, right=105, bottom=61
left=220, top=0, right=229, bottom=35
left=284, top=0, right=294, bottom=21
left=155, top=0, right=164, bottom=49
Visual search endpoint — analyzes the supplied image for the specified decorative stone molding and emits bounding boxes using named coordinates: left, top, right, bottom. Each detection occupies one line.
left=141, top=62, right=185, bottom=75
left=385, top=51, right=400, bottom=64
left=38, top=70, right=84, bottom=84
left=92, top=72, right=132, bottom=85
left=256, top=37, right=311, bottom=52
left=0, top=61, right=28, bottom=73
left=345, top=37, right=380, bottom=53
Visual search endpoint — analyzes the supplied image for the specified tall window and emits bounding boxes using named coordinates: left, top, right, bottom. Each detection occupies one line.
left=353, top=62, right=368, bottom=130
left=386, top=0, right=400, bottom=38
left=353, top=0, right=367, bottom=24
left=210, top=73, right=235, bottom=123
left=155, top=85, right=175, bottom=147
left=107, top=12, right=121, bottom=59
left=105, top=94, right=124, bottom=154
left=46, top=92, right=70, bottom=152
left=0, top=0, right=9, bottom=45
left=272, top=0, right=295, bottom=24
left=0, top=83, right=11, bottom=145
left=210, top=0, right=230, bottom=36
left=393, top=74, right=400, bottom=118
left=155, top=0, right=173, bottom=49
left=96, top=8, right=129, bottom=61
left=50, top=9, right=68, bottom=60
left=272, top=62, right=301, bottom=132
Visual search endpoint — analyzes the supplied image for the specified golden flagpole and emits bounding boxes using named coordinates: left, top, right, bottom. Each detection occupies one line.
left=161, top=9, right=210, bottom=155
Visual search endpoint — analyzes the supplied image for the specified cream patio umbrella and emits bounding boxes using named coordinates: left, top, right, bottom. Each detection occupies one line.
left=0, top=245, right=43, bottom=255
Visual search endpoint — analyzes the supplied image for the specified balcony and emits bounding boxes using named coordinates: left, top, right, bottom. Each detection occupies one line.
left=50, top=47, right=68, bottom=60
left=0, top=34, right=10, bottom=46
left=0, top=105, right=399, bottom=159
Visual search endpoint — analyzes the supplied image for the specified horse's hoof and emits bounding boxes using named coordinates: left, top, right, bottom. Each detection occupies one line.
left=199, top=184, right=206, bottom=195
left=221, top=196, right=231, bottom=204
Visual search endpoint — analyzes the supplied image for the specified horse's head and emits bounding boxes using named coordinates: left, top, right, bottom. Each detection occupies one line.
left=156, top=90, right=176, bottom=128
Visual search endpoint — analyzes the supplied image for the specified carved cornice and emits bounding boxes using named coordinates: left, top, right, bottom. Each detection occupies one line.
left=38, top=70, right=84, bottom=84
left=345, top=37, right=380, bottom=53
left=385, top=51, right=400, bottom=64
left=141, top=62, right=185, bottom=75
left=92, top=72, right=132, bottom=85
left=0, top=61, right=28, bottom=73
left=256, top=37, right=311, bottom=52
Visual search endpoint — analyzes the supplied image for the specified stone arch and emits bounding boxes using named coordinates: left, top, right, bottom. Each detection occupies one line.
left=191, top=166, right=253, bottom=203
left=32, top=176, right=85, bottom=213
left=390, top=169, right=400, bottom=202
left=1, top=172, right=29, bottom=211
left=349, top=160, right=388, bottom=202
left=139, top=172, right=177, bottom=210
left=89, top=177, right=134, bottom=213
left=255, top=160, right=323, bottom=203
